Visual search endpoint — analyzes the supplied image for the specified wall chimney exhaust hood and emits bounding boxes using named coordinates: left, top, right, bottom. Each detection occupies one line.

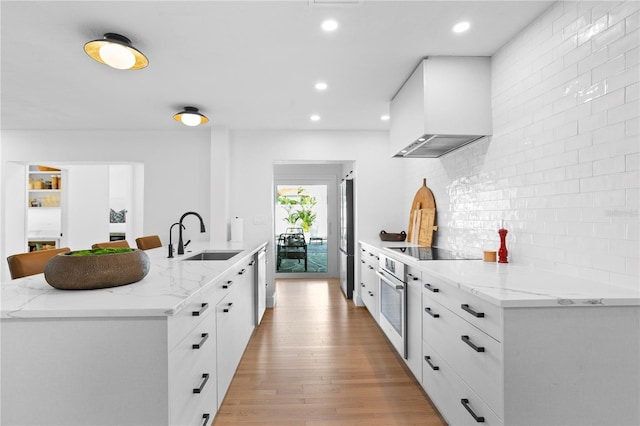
left=389, top=57, right=492, bottom=158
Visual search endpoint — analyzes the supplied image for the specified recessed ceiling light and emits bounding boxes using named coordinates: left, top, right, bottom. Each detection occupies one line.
left=452, top=21, right=470, bottom=33
left=310, top=114, right=321, bottom=121
left=380, top=115, right=390, bottom=121
left=321, top=19, right=339, bottom=32
left=315, top=82, right=328, bottom=91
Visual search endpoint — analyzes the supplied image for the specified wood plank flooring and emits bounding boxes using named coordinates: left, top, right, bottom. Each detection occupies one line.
left=213, top=278, right=446, bottom=426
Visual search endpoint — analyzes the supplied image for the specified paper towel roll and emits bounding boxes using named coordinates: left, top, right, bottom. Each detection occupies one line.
left=231, top=217, right=243, bottom=242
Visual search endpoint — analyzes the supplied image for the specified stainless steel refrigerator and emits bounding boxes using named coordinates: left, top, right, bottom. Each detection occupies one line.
left=339, top=179, right=354, bottom=299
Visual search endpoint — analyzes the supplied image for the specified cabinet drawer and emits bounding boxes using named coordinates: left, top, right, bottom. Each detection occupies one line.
left=169, top=316, right=216, bottom=424
left=422, top=272, right=503, bottom=341
left=168, top=288, right=215, bottom=351
left=423, top=340, right=502, bottom=426
left=171, top=374, right=216, bottom=426
left=422, top=292, right=503, bottom=415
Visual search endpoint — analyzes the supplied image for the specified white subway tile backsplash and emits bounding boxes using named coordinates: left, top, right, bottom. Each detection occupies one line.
left=592, top=20, right=625, bottom=51
left=408, top=1, right=639, bottom=287
left=609, top=29, right=640, bottom=58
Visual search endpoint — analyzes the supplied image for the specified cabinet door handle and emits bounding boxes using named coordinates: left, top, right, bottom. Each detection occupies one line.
left=368, top=265, right=374, bottom=270
left=407, top=273, right=419, bottom=281
left=201, top=414, right=211, bottom=426
left=192, top=303, right=208, bottom=316
left=361, top=260, right=365, bottom=264
left=424, top=283, right=439, bottom=292
left=424, top=307, right=439, bottom=318
left=361, top=283, right=366, bottom=287
left=368, top=291, right=373, bottom=296
left=222, top=280, right=233, bottom=289
left=249, top=260, right=255, bottom=266
left=238, top=268, right=246, bottom=275
left=461, top=335, right=485, bottom=352
left=192, top=333, right=209, bottom=349
left=461, top=304, right=485, bottom=318
left=424, top=355, right=439, bottom=370
left=193, top=373, right=210, bottom=394
left=461, top=398, right=485, bottom=423
left=223, top=302, right=233, bottom=313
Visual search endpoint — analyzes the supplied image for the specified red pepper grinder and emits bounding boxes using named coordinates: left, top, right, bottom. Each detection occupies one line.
left=498, top=227, right=508, bottom=263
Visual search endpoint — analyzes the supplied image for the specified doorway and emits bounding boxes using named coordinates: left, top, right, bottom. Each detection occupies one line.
left=273, top=163, right=342, bottom=279
left=275, top=184, right=328, bottom=273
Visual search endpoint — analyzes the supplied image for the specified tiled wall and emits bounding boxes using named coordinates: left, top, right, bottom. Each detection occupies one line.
left=406, top=1, right=639, bottom=288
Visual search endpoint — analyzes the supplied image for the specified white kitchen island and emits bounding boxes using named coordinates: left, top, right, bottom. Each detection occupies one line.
left=1, top=241, right=267, bottom=426
left=360, top=240, right=640, bottom=426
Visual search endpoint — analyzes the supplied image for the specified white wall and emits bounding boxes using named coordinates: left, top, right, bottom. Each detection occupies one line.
left=226, top=130, right=406, bottom=306
left=403, top=0, right=639, bottom=289
left=1, top=130, right=211, bottom=253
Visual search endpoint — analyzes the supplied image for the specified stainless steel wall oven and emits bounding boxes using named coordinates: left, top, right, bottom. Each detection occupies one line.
left=377, top=253, right=407, bottom=359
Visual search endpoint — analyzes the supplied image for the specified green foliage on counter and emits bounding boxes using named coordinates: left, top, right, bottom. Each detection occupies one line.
left=69, top=248, right=134, bottom=256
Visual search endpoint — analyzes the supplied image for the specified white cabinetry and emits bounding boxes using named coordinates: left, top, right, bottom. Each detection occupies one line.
left=358, top=244, right=379, bottom=322
left=420, top=270, right=640, bottom=426
left=216, top=256, right=256, bottom=409
left=404, top=265, right=422, bottom=383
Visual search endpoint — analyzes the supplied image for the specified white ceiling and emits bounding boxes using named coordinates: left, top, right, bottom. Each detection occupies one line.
left=1, top=0, right=554, bottom=131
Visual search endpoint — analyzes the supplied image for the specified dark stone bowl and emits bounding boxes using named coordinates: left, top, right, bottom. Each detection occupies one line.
left=44, top=249, right=150, bottom=290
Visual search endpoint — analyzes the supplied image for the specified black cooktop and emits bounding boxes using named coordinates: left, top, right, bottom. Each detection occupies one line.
left=386, top=246, right=480, bottom=261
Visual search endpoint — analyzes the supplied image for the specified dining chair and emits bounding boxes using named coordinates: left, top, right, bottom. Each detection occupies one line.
left=135, top=235, right=162, bottom=250
left=7, top=247, right=71, bottom=279
left=91, top=240, right=130, bottom=249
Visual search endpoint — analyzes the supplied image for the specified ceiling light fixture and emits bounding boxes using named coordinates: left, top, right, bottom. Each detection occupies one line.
left=310, top=114, right=321, bottom=121
left=84, top=33, right=149, bottom=70
left=173, top=107, right=209, bottom=127
left=380, top=115, right=390, bottom=121
left=452, top=21, right=471, bottom=33
left=321, top=19, right=339, bottom=32
left=315, top=82, right=328, bottom=91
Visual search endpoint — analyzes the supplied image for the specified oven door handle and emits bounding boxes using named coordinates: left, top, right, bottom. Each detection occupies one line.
left=376, top=270, right=404, bottom=289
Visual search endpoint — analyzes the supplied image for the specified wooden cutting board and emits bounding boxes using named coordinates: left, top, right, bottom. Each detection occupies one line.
left=407, top=179, right=438, bottom=246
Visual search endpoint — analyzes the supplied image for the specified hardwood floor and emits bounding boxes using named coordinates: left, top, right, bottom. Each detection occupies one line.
left=213, top=278, right=446, bottom=426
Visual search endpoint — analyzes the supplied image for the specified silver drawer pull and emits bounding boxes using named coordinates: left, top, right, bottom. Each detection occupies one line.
left=238, top=268, right=246, bottom=275
left=424, top=355, right=439, bottom=370
left=368, top=265, right=374, bottom=270
left=192, top=333, right=209, bottom=349
left=222, top=280, right=233, bottom=289
left=461, top=335, right=485, bottom=352
left=361, top=260, right=365, bottom=264
left=461, top=303, right=485, bottom=318
left=201, top=414, right=210, bottom=426
left=461, top=398, right=485, bottom=423
left=407, top=273, right=419, bottom=281
left=192, top=303, right=208, bottom=316
left=193, top=373, right=210, bottom=394
left=424, top=307, right=439, bottom=318
left=424, top=283, right=439, bottom=292
left=223, top=302, right=233, bottom=313
left=368, top=291, right=374, bottom=296
left=361, top=282, right=366, bottom=287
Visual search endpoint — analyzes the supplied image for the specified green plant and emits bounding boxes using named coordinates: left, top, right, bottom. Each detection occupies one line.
left=69, top=248, right=134, bottom=256
left=296, top=193, right=317, bottom=232
left=277, top=188, right=303, bottom=226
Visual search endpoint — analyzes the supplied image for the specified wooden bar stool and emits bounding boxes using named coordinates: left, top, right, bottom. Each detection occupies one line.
left=135, top=235, right=162, bottom=250
left=7, top=247, right=71, bottom=279
left=91, top=240, right=130, bottom=249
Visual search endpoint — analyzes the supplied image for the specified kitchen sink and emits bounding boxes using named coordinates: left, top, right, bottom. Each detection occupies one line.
left=182, top=250, right=242, bottom=261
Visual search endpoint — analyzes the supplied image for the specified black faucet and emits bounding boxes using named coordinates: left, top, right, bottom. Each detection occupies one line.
left=177, top=211, right=206, bottom=255
left=167, top=222, right=184, bottom=258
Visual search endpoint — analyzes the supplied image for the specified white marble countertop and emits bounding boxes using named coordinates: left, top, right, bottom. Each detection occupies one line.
left=361, top=240, right=640, bottom=308
left=1, top=241, right=267, bottom=319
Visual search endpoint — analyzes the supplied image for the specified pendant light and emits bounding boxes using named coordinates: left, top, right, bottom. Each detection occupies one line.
left=84, top=33, right=149, bottom=70
left=173, top=107, right=209, bottom=126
